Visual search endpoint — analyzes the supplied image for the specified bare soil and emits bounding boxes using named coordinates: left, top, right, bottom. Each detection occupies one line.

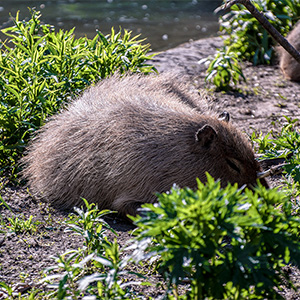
left=0, top=36, right=299, bottom=299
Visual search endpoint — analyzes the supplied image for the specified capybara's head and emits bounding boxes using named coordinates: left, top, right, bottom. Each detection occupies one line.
left=187, top=115, right=268, bottom=190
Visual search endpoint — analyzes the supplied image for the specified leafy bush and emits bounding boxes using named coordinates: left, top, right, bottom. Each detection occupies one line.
left=2, top=178, right=299, bottom=299
left=131, top=174, right=300, bottom=299
left=219, top=0, right=300, bottom=65
left=0, top=9, right=156, bottom=175
left=200, top=46, right=246, bottom=91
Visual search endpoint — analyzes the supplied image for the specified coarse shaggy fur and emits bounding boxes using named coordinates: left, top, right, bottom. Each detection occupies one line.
left=22, top=73, right=268, bottom=216
left=279, top=21, right=300, bottom=82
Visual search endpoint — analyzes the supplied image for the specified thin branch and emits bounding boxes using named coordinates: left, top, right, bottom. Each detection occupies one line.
left=257, top=163, right=288, bottom=179
left=222, top=0, right=300, bottom=64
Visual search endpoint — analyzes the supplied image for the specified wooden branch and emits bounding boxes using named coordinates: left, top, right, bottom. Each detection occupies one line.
left=257, top=163, right=288, bottom=179
left=222, top=0, right=300, bottom=64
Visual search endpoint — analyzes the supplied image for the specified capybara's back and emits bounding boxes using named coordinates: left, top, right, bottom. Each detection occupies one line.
left=279, top=22, right=300, bottom=81
left=23, top=73, right=267, bottom=216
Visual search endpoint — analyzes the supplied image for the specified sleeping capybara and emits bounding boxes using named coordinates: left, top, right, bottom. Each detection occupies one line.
left=22, top=73, right=268, bottom=216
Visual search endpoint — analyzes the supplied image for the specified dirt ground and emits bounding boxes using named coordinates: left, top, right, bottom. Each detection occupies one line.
left=0, top=36, right=300, bottom=299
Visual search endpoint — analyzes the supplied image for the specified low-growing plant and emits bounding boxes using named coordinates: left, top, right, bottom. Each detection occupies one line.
left=42, top=199, right=144, bottom=299
left=78, top=239, right=145, bottom=300
left=0, top=8, right=156, bottom=176
left=43, top=250, right=91, bottom=300
left=65, top=198, right=116, bottom=258
left=252, top=117, right=299, bottom=155
left=219, top=0, right=300, bottom=65
left=251, top=116, right=300, bottom=198
left=0, top=194, right=11, bottom=232
left=7, top=214, right=40, bottom=234
left=0, top=280, right=53, bottom=299
left=0, top=194, right=11, bottom=212
left=0, top=281, right=13, bottom=298
left=131, top=174, right=300, bottom=299
left=200, top=46, right=246, bottom=91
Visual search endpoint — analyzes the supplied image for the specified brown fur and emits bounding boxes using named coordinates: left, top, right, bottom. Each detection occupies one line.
left=279, top=22, right=300, bottom=82
left=22, top=73, right=268, bottom=216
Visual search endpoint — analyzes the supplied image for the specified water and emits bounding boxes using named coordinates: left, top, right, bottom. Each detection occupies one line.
left=0, top=0, right=222, bottom=51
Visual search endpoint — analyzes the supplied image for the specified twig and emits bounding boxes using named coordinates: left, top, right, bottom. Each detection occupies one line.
left=222, top=0, right=300, bottom=64
left=257, top=163, right=288, bottom=179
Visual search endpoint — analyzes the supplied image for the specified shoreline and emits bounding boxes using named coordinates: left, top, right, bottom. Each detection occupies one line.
left=151, top=36, right=224, bottom=76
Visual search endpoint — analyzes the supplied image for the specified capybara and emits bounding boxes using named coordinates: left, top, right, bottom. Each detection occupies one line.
left=279, top=21, right=300, bottom=81
left=23, top=73, right=268, bottom=216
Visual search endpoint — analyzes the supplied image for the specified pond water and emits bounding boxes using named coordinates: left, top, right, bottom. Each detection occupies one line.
left=0, top=0, right=222, bottom=51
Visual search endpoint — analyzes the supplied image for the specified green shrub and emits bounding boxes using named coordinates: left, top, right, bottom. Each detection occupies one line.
left=200, top=46, right=246, bottom=91
left=131, top=174, right=300, bottom=299
left=0, top=9, right=156, bottom=176
left=219, top=0, right=300, bottom=65
left=4, top=180, right=299, bottom=299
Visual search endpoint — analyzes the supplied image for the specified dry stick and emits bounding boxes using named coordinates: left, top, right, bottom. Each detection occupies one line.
left=222, top=0, right=300, bottom=64
left=257, top=163, right=288, bottom=179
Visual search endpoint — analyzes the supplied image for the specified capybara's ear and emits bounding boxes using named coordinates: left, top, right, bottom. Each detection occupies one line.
left=218, top=111, right=230, bottom=123
left=195, top=125, right=217, bottom=148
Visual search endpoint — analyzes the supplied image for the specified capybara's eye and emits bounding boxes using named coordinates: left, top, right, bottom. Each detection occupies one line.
left=226, top=158, right=241, bottom=174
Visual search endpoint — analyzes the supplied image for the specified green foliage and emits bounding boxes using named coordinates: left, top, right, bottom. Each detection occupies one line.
left=0, top=282, right=13, bottom=298
left=131, top=174, right=300, bottom=299
left=252, top=117, right=299, bottom=155
left=219, top=0, right=300, bottom=65
left=206, top=0, right=300, bottom=89
left=200, top=46, right=246, bottom=91
left=43, top=199, right=144, bottom=299
left=0, top=191, right=11, bottom=232
left=78, top=239, right=144, bottom=300
left=65, top=198, right=116, bottom=257
left=0, top=194, right=11, bottom=212
left=251, top=116, right=300, bottom=197
left=0, top=9, right=156, bottom=175
left=0, top=188, right=39, bottom=235
left=0, top=281, right=45, bottom=299
left=7, top=214, right=40, bottom=234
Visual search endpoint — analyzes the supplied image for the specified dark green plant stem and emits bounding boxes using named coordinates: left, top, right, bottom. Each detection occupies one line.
left=223, top=0, right=300, bottom=63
